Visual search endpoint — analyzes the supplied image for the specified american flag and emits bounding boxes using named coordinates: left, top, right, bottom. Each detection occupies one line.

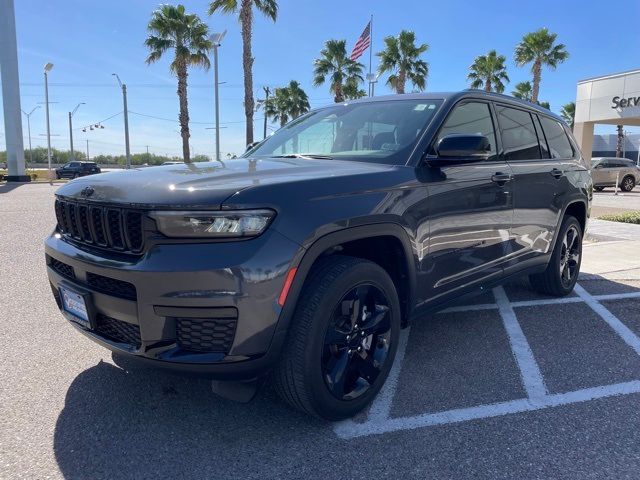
left=350, top=21, right=371, bottom=61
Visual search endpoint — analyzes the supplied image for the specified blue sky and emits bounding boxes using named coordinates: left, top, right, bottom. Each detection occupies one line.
left=2, top=0, right=639, bottom=158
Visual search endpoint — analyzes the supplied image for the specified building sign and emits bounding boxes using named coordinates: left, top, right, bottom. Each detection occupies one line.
left=611, top=96, right=640, bottom=109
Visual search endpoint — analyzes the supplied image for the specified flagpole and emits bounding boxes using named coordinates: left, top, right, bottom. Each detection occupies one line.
left=368, top=14, right=373, bottom=97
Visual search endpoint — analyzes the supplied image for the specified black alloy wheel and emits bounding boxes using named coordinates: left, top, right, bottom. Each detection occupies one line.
left=322, top=284, right=392, bottom=400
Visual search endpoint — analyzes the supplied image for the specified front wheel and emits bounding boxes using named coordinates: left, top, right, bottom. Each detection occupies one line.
left=529, top=215, right=583, bottom=296
left=621, top=175, right=635, bottom=192
left=273, top=255, right=401, bottom=420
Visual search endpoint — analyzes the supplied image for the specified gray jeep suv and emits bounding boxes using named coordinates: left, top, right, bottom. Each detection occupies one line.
left=45, top=91, right=592, bottom=419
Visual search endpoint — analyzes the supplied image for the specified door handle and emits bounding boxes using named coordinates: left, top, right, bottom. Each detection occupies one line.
left=550, top=168, right=564, bottom=179
left=491, top=172, right=512, bottom=185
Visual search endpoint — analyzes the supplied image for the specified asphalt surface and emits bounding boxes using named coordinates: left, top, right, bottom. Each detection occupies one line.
left=3, top=182, right=640, bottom=480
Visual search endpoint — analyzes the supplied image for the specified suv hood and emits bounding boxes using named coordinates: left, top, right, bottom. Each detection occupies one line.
left=55, top=158, right=392, bottom=208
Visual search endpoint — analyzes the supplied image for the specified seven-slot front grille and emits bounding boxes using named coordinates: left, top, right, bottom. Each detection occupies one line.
left=54, top=199, right=145, bottom=253
left=177, top=317, right=237, bottom=354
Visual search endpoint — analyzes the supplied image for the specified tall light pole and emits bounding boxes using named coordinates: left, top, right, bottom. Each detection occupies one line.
left=86, top=139, right=90, bottom=161
left=112, top=73, right=131, bottom=169
left=21, top=106, right=39, bottom=165
left=0, top=0, right=29, bottom=181
left=210, top=30, right=226, bottom=161
left=68, top=102, right=85, bottom=161
left=262, top=86, right=270, bottom=139
left=44, top=62, right=54, bottom=174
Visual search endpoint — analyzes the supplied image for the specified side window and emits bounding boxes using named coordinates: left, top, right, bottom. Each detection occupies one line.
left=539, top=116, right=574, bottom=159
left=496, top=106, right=540, bottom=161
left=435, top=102, right=497, bottom=159
left=533, top=115, right=550, bottom=159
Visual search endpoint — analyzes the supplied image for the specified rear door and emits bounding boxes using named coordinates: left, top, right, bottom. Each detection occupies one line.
left=496, top=105, right=563, bottom=267
left=420, top=100, right=514, bottom=302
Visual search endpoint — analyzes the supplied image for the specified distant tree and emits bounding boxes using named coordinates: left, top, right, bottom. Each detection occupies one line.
left=467, top=50, right=509, bottom=93
left=512, top=81, right=533, bottom=100
left=538, top=101, right=550, bottom=110
left=343, top=79, right=367, bottom=100
left=377, top=30, right=429, bottom=94
left=313, top=39, right=364, bottom=103
left=145, top=4, right=212, bottom=163
left=561, top=102, right=575, bottom=129
left=514, top=28, right=569, bottom=103
left=208, top=0, right=278, bottom=146
left=264, top=80, right=310, bottom=127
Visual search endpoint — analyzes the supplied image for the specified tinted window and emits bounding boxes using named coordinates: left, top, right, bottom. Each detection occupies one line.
left=496, top=106, right=540, bottom=160
left=539, top=116, right=574, bottom=159
left=435, top=102, right=497, bottom=159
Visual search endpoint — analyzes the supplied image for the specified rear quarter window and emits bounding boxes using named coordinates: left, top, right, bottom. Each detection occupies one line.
left=539, top=116, right=574, bottom=159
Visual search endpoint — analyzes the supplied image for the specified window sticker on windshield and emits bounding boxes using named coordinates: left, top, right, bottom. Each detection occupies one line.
left=414, top=104, right=435, bottom=111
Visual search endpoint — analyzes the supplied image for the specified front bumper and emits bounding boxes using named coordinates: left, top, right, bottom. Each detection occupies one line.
left=45, top=228, right=302, bottom=379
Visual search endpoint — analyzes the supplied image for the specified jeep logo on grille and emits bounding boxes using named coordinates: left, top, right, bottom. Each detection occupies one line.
left=80, top=186, right=94, bottom=197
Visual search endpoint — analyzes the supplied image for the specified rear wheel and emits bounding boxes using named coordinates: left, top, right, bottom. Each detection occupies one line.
left=273, top=255, right=400, bottom=420
left=621, top=175, right=635, bottom=192
left=529, top=215, right=583, bottom=297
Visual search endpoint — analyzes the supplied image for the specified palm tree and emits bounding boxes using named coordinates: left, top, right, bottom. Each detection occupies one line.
left=467, top=50, right=509, bottom=93
left=560, top=102, right=575, bottom=129
left=208, top=0, right=278, bottom=146
left=264, top=81, right=310, bottom=127
left=514, top=28, right=569, bottom=103
left=343, top=79, right=367, bottom=100
left=285, top=80, right=310, bottom=119
left=145, top=5, right=212, bottom=163
left=313, top=39, right=364, bottom=103
left=377, top=30, right=429, bottom=94
left=512, top=81, right=533, bottom=100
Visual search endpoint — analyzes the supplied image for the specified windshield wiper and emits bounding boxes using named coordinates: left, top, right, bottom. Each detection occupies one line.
left=270, top=153, right=334, bottom=160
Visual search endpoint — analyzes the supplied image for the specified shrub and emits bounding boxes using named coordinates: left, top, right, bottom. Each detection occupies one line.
left=599, top=211, right=640, bottom=225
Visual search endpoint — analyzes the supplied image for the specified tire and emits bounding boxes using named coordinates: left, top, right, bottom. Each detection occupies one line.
left=272, top=255, right=401, bottom=420
left=620, top=175, right=635, bottom=192
left=594, top=186, right=605, bottom=192
left=529, top=215, right=583, bottom=297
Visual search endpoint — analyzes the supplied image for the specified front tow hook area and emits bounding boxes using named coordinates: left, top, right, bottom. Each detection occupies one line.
left=211, top=377, right=265, bottom=403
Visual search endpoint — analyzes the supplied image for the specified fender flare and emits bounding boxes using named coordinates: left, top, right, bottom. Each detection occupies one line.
left=273, top=223, right=417, bottom=343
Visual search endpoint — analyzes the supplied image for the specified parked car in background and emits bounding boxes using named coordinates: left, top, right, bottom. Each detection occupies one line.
left=591, top=157, right=640, bottom=191
left=161, top=161, right=183, bottom=166
left=55, top=161, right=101, bottom=179
left=45, top=91, right=590, bottom=420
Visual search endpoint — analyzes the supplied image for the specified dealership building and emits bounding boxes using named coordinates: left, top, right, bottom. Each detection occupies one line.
left=575, top=69, right=640, bottom=162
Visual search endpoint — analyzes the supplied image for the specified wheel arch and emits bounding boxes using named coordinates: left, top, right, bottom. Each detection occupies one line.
left=277, top=224, right=417, bottom=336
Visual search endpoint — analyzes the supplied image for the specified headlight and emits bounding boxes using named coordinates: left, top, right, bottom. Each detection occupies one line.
left=150, top=209, right=275, bottom=238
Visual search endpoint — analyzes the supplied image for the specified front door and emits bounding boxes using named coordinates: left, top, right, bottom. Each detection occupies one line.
left=418, top=101, right=513, bottom=305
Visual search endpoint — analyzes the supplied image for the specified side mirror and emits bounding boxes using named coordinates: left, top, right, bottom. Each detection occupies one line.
left=435, top=134, right=491, bottom=162
left=594, top=164, right=603, bottom=169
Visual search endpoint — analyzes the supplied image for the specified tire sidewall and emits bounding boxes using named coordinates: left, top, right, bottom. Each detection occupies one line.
left=622, top=176, right=635, bottom=192
left=551, top=216, right=583, bottom=294
left=302, top=262, right=401, bottom=419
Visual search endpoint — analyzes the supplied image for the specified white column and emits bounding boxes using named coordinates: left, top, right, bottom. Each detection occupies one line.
left=573, top=121, right=594, bottom=164
left=0, top=0, right=28, bottom=181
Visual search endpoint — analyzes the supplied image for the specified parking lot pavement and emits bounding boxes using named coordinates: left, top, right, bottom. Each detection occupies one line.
left=4, top=183, right=640, bottom=480
left=592, top=189, right=640, bottom=217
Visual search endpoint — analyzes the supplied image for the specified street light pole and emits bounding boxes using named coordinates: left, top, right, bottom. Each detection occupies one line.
left=263, top=86, right=270, bottom=140
left=44, top=63, right=54, bottom=173
left=86, top=139, right=90, bottom=161
left=21, top=106, right=39, bottom=164
left=68, top=102, right=84, bottom=161
left=112, top=73, right=131, bottom=169
left=210, top=30, right=226, bottom=162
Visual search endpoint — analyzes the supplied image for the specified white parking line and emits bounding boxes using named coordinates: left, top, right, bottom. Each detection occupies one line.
left=333, top=282, right=640, bottom=439
left=493, top=286, right=547, bottom=399
left=574, top=284, right=640, bottom=356
left=334, top=380, right=640, bottom=439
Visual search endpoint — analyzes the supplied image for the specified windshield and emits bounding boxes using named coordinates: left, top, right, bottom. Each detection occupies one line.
left=246, top=99, right=443, bottom=165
